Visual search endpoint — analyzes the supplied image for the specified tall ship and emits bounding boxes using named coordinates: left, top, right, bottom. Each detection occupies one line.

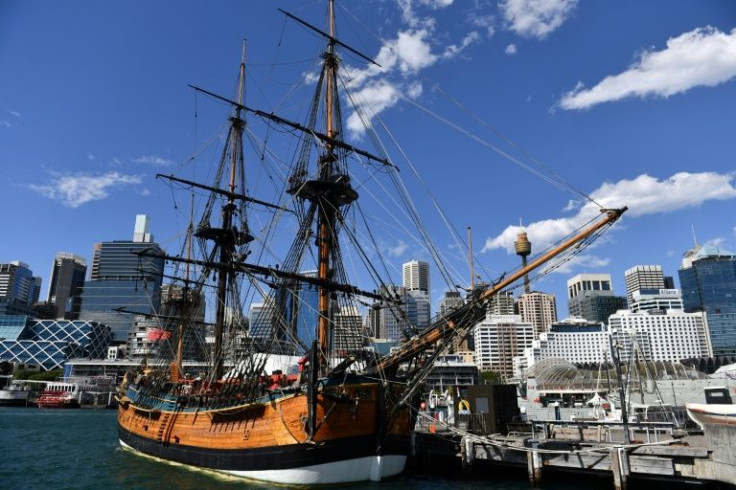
left=116, top=1, right=626, bottom=484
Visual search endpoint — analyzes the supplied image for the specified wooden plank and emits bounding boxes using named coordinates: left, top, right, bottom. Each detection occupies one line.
left=543, top=452, right=611, bottom=471
left=631, top=446, right=709, bottom=458
left=628, top=455, right=675, bottom=476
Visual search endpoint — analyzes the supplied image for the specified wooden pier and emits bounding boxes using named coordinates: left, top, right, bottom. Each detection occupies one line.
left=410, top=418, right=735, bottom=489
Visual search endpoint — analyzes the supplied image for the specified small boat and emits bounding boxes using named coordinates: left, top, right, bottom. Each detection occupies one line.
left=686, top=386, right=736, bottom=429
left=36, top=382, right=81, bottom=408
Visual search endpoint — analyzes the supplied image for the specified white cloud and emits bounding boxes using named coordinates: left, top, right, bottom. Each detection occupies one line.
left=133, top=155, right=175, bottom=166
left=0, top=120, right=10, bottom=128
left=470, top=15, right=495, bottom=38
left=563, top=199, right=580, bottom=211
left=344, top=23, right=479, bottom=135
left=28, top=171, right=142, bottom=208
left=560, top=26, right=736, bottom=110
left=482, top=171, right=736, bottom=254
left=387, top=239, right=409, bottom=257
left=543, top=253, right=610, bottom=275
left=395, top=29, right=438, bottom=72
left=706, top=237, right=726, bottom=248
left=336, top=2, right=493, bottom=136
left=500, top=0, right=578, bottom=39
left=398, top=0, right=454, bottom=28
left=346, top=81, right=402, bottom=133
left=87, top=152, right=95, bottom=161
left=442, top=31, right=481, bottom=59
left=505, top=43, right=518, bottom=55
left=9, top=110, right=20, bottom=117
left=420, top=0, right=454, bottom=8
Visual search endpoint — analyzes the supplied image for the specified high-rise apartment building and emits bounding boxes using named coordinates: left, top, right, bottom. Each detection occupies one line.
left=679, top=244, right=736, bottom=356
left=402, top=260, right=429, bottom=293
left=567, top=273, right=627, bottom=324
left=487, top=290, right=516, bottom=315
left=517, top=318, right=609, bottom=377
left=624, top=265, right=666, bottom=306
left=517, top=291, right=557, bottom=337
left=608, top=309, right=712, bottom=362
left=79, top=215, right=165, bottom=343
left=46, top=252, right=87, bottom=319
left=473, top=314, right=534, bottom=380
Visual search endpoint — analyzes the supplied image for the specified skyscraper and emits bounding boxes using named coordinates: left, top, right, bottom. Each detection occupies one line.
left=46, top=252, right=87, bottom=319
left=517, top=291, right=557, bottom=337
left=401, top=260, right=431, bottom=330
left=679, top=244, right=736, bottom=356
left=79, top=215, right=165, bottom=343
left=624, top=265, right=666, bottom=307
left=0, top=261, right=42, bottom=316
left=567, top=273, right=627, bottom=324
left=0, top=261, right=39, bottom=303
left=402, top=260, right=429, bottom=293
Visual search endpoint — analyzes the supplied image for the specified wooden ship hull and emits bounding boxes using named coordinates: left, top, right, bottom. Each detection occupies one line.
left=117, top=377, right=412, bottom=484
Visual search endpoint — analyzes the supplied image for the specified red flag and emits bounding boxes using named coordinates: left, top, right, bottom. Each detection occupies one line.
left=147, top=328, right=172, bottom=341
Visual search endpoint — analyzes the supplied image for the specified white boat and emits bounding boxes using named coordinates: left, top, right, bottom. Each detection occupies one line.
left=686, top=403, right=736, bottom=429
left=686, top=386, right=736, bottom=429
left=0, top=377, right=46, bottom=407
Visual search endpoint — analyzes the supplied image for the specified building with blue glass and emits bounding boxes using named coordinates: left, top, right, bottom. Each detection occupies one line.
left=78, top=215, right=165, bottom=344
left=0, top=315, right=112, bottom=370
left=679, top=244, right=736, bottom=356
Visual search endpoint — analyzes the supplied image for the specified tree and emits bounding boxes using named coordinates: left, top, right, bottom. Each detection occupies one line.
left=481, top=370, right=501, bottom=384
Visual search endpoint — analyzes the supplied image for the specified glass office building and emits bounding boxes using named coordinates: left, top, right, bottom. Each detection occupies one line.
left=679, top=244, right=736, bottom=356
left=79, top=216, right=165, bottom=343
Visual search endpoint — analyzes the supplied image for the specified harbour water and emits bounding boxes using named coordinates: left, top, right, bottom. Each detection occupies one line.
left=0, top=407, right=599, bottom=490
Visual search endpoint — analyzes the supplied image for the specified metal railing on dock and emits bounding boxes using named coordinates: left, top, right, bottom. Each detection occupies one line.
left=530, top=419, right=676, bottom=444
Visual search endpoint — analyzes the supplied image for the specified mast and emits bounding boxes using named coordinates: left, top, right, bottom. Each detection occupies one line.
left=172, top=194, right=195, bottom=381
left=315, top=0, right=336, bottom=371
left=211, top=41, right=248, bottom=381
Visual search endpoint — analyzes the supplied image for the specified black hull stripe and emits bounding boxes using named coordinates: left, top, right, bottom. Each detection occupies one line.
left=118, top=426, right=409, bottom=472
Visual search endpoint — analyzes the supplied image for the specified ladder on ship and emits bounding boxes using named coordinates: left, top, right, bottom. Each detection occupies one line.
left=156, top=409, right=179, bottom=444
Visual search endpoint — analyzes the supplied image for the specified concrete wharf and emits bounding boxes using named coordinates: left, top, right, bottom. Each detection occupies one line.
left=410, top=417, right=736, bottom=489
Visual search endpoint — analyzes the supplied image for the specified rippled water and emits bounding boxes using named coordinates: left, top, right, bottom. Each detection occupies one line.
left=0, top=407, right=602, bottom=490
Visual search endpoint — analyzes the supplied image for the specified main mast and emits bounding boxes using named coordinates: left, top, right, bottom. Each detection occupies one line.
left=287, top=0, right=358, bottom=374
left=316, top=0, right=338, bottom=372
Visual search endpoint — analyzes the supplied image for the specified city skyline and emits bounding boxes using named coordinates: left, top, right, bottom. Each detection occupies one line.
left=1, top=1, right=735, bottom=316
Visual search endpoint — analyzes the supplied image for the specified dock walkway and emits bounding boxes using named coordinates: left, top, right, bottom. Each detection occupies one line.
left=411, top=417, right=735, bottom=489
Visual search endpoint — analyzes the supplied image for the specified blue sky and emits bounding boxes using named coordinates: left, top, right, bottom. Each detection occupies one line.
left=1, top=0, right=735, bottom=315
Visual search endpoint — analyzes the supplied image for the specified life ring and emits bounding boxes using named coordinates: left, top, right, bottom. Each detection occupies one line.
left=458, top=399, right=470, bottom=413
